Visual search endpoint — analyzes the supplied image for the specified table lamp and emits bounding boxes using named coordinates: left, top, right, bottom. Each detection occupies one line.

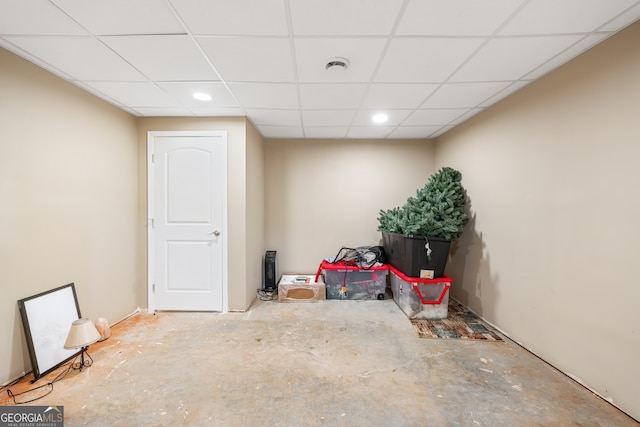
left=64, top=318, right=100, bottom=371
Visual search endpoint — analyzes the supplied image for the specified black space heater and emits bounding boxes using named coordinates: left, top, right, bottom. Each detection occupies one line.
left=263, top=250, right=277, bottom=292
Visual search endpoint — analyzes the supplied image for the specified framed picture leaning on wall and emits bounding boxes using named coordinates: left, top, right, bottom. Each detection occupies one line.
left=17, top=283, right=82, bottom=382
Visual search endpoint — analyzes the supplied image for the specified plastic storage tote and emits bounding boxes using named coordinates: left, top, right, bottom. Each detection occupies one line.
left=389, top=265, right=451, bottom=319
left=315, top=260, right=388, bottom=300
left=382, top=231, right=451, bottom=278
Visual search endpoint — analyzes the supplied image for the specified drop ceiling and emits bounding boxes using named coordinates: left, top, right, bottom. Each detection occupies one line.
left=1, top=0, right=639, bottom=139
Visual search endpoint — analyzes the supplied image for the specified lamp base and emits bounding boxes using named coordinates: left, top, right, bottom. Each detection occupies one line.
left=71, top=347, right=93, bottom=371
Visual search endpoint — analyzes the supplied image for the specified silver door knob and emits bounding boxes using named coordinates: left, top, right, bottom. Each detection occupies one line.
left=209, top=230, right=221, bottom=236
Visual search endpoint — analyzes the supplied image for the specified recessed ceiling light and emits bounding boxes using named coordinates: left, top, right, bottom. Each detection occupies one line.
left=193, top=92, right=212, bottom=101
left=325, top=57, right=350, bottom=73
left=372, top=113, right=388, bottom=123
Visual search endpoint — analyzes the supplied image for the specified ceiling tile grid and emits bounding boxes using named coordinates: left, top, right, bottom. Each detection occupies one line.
left=0, top=0, right=639, bottom=139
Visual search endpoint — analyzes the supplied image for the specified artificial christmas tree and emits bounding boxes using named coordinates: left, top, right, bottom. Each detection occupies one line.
left=378, top=167, right=468, bottom=278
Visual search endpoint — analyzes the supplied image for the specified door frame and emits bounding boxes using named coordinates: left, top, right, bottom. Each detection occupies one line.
left=147, top=130, right=229, bottom=313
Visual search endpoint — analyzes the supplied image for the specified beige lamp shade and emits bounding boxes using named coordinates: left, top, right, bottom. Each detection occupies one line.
left=64, top=318, right=101, bottom=349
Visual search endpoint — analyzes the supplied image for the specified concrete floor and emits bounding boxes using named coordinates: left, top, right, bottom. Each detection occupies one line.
left=2, top=298, right=637, bottom=426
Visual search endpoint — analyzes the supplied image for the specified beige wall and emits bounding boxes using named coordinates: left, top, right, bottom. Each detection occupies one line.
left=435, top=21, right=640, bottom=420
left=264, top=139, right=436, bottom=275
left=136, top=117, right=260, bottom=311
left=245, top=121, right=266, bottom=307
left=0, top=48, right=139, bottom=384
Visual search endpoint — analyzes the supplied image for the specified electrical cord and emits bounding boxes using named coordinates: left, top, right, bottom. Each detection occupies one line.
left=0, top=375, right=24, bottom=394
left=329, top=246, right=385, bottom=270
left=257, top=289, right=277, bottom=301
left=6, top=354, right=78, bottom=404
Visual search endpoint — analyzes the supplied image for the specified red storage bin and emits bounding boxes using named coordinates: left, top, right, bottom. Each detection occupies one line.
left=389, top=265, right=452, bottom=319
left=316, top=260, right=388, bottom=300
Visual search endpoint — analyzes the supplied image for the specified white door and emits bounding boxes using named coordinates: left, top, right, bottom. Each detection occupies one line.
left=148, top=131, right=227, bottom=311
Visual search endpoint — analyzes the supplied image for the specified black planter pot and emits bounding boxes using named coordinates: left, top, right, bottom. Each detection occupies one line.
left=382, top=231, right=451, bottom=278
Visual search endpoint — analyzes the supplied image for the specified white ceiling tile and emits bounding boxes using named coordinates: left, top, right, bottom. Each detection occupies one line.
left=346, top=126, right=394, bottom=139
left=523, top=34, right=609, bottom=80
left=157, top=82, right=240, bottom=108
left=451, top=108, right=483, bottom=125
left=431, top=125, right=455, bottom=138
left=299, top=84, right=368, bottom=109
left=131, top=107, right=194, bottom=116
left=294, top=38, right=386, bottom=83
left=397, top=0, right=524, bottom=36
left=0, top=1, right=86, bottom=35
left=302, top=110, right=356, bottom=126
left=450, top=35, right=582, bottom=82
left=388, top=126, right=442, bottom=139
left=258, top=126, right=304, bottom=138
left=375, top=38, right=485, bottom=82
left=1, top=0, right=637, bottom=139
left=289, top=0, right=404, bottom=36
left=189, top=107, right=245, bottom=116
left=351, top=110, right=413, bottom=126
left=100, top=35, right=219, bottom=81
left=403, top=109, right=469, bottom=126
left=479, top=81, right=531, bottom=107
left=83, top=82, right=181, bottom=108
left=198, top=36, right=294, bottom=82
left=170, top=0, right=288, bottom=36
left=499, top=0, right=639, bottom=35
left=120, top=107, right=141, bottom=116
left=51, top=0, right=185, bottom=35
left=600, top=2, right=640, bottom=31
left=73, top=81, right=120, bottom=103
left=421, top=82, right=512, bottom=108
left=0, top=40, right=69, bottom=81
left=246, top=109, right=301, bottom=126
left=360, top=83, right=439, bottom=109
left=303, top=127, right=348, bottom=139
left=226, top=83, right=299, bottom=109
left=3, top=36, right=146, bottom=81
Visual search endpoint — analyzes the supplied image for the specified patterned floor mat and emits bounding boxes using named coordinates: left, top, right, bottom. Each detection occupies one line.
left=410, top=299, right=503, bottom=341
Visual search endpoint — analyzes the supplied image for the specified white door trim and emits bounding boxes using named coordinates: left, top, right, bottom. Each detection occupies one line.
left=147, top=130, right=228, bottom=313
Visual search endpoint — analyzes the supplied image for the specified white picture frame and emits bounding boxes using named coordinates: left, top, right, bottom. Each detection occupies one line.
left=18, top=283, right=81, bottom=382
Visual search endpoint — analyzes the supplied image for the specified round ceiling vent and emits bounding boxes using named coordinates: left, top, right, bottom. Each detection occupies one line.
left=325, top=57, right=350, bottom=72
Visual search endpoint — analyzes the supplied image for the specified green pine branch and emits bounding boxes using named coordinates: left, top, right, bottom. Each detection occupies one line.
left=377, top=167, right=469, bottom=240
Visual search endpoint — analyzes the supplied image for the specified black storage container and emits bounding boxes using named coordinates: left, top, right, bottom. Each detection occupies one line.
left=382, top=231, right=451, bottom=278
